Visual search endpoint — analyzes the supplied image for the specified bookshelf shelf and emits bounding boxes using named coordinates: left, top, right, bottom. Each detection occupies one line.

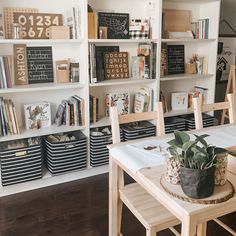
left=90, top=117, right=110, bottom=129
left=88, top=39, right=159, bottom=44
left=0, top=39, right=84, bottom=44
left=0, top=124, right=85, bottom=142
left=160, top=74, right=214, bottom=82
left=161, top=39, right=216, bottom=43
left=90, top=79, right=156, bottom=87
left=164, top=108, right=194, bottom=118
left=0, top=83, right=85, bottom=94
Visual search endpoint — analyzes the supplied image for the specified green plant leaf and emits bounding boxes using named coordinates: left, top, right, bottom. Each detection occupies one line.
left=174, top=131, right=190, bottom=147
left=194, top=134, right=209, bottom=148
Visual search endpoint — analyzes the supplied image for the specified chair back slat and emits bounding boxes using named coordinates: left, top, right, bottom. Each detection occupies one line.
left=110, top=102, right=165, bottom=144
left=193, top=93, right=236, bottom=130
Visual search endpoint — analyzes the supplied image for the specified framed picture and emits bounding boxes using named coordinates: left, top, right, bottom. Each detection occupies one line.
left=171, top=92, right=188, bottom=110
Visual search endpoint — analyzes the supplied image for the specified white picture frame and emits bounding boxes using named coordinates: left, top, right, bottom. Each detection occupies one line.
left=171, top=92, right=188, bottom=110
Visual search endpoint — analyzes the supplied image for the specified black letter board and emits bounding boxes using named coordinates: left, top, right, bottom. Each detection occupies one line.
left=167, top=45, right=185, bottom=75
left=27, top=47, right=54, bottom=84
left=98, top=12, right=129, bottom=39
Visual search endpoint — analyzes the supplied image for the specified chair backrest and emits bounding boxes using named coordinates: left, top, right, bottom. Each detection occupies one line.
left=109, top=102, right=165, bottom=144
left=193, top=93, right=236, bottom=130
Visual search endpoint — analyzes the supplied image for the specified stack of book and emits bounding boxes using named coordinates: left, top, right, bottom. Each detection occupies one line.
left=191, top=18, right=209, bottom=39
left=89, top=95, right=99, bottom=124
left=0, top=97, right=20, bottom=136
left=0, top=56, right=13, bottom=88
left=55, top=95, right=85, bottom=127
left=66, top=7, right=82, bottom=39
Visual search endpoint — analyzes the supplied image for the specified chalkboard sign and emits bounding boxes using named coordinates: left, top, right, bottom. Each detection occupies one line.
left=27, top=47, right=54, bottom=84
left=167, top=45, right=185, bottom=75
left=98, top=12, right=129, bottom=39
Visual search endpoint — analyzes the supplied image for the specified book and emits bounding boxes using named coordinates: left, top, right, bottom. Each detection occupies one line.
left=131, top=56, right=145, bottom=80
left=88, top=12, right=98, bottom=39
left=89, top=95, right=98, bottom=124
left=194, top=86, right=208, bottom=104
left=134, top=87, right=153, bottom=113
left=24, top=102, right=51, bottom=130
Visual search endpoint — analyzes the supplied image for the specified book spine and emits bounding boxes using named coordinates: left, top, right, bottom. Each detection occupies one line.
left=12, top=102, right=20, bottom=134
left=0, top=56, right=7, bottom=88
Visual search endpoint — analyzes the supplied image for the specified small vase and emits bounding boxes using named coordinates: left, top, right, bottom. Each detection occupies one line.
left=180, top=166, right=215, bottom=199
left=164, top=155, right=180, bottom=185
left=215, top=154, right=228, bottom=186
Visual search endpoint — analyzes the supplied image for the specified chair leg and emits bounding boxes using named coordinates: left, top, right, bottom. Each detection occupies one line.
left=197, top=222, right=207, bottom=236
left=146, top=227, right=156, bottom=236
left=117, top=200, right=123, bottom=235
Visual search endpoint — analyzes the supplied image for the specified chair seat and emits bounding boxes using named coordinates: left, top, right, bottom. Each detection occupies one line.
left=120, top=183, right=180, bottom=232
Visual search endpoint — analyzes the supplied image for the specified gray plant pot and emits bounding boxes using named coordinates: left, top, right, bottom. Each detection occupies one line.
left=180, top=166, right=215, bottom=199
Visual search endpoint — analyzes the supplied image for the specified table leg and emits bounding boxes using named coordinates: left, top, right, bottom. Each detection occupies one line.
left=109, top=157, right=123, bottom=236
left=181, top=216, right=197, bottom=236
left=197, top=222, right=207, bottom=236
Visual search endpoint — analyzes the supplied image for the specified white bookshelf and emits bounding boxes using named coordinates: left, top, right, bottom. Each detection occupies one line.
left=0, top=0, right=220, bottom=196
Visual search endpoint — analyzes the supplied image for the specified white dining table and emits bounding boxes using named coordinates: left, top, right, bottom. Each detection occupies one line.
left=108, top=124, right=236, bottom=236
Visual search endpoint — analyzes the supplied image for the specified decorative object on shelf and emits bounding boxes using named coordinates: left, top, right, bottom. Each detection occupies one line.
left=3, top=7, right=38, bottom=39
left=98, top=12, right=129, bottom=39
left=24, top=102, right=51, bottom=130
left=11, top=23, right=23, bottom=39
left=191, top=18, right=209, bottom=39
left=27, top=46, right=54, bottom=84
left=162, top=9, right=192, bottom=39
left=90, top=45, right=120, bottom=83
left=0, top=97, right=20, bottom=136
left=13, top=44, right=28, bottom=85
left=171, top=92, right=188, bottom=110
left=0, top=13, right=4, bottom=39
left=167, top=45, right=185, bottom=75
left=131, top=56, right=145, bottom=80
left=88, top=12, right=98, bottom=39
left=168, top=31, right=193, bottom=39
left=56, top=59, right=70, bottom=83
left=134, top=87, right=153, bottom=113
left=193, top=86, right=208, bottom=104
left=164, top=154, right=181, bottom=185
left=167, top=131, right=226, bottom=199
left=13, top=12, right=62, bottom=39
left=129, top=18, right=150, bottom=39
left=70, top=62, right=80, bottom=83
left=215, top=153, right=228, bottom=186
left=160, top=43, right=168, bottom=77
left=138, top=43, right=151, bottom=79
left=185, top=63, right=196, bottom=74
left=105, top=92, right=130, bottom=116
left=104, top=52, right=129, bottom=79
left=99, top=26, right=107, bottom=39
left=0, top=55, right=13, bottom=88
left=48, top=26, right=70, bottom=39
left=66, top=7, right=82, bottom=39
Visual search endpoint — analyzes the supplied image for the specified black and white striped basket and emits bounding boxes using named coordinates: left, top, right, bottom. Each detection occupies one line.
left=0, top=139, right=42, bottom=186
left=45, top=131, right=87, bottom=176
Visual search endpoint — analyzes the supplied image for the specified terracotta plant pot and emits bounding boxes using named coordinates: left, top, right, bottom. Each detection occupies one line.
left=180, top=166, right=215, bottom=199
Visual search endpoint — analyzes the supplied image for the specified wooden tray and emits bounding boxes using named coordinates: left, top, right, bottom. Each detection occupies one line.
left=160, top=175, right=235, bottom=204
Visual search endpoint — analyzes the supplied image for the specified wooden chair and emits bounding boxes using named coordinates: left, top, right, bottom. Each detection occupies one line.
left=193, top=93, right=236, bottom=236
left=109, top=102, right=180, bottom=236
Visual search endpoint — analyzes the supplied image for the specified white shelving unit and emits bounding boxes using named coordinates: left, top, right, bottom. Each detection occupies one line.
left=0, top=0, right=220, bottom=196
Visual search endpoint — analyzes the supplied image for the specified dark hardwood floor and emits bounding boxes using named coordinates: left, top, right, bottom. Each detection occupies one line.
left=0, top=173, right=235, bottom=236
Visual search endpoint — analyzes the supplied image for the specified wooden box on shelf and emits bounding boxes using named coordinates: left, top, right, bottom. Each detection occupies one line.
left=49, top=26, right=70, bottom=39
left=56, top=59, right=70, bottom=83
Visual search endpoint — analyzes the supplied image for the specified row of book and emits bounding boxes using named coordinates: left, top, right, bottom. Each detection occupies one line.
left=0, top=55, right=13, bottom=89
left=66, top=7, right=82, bottom=39
left=89, top=43, right=157, bottom=84
left=191, top=18, right=209, bottom=39
left=0, top=97, right=20, bottom=137
left=55, top=95, right=85, bottom=127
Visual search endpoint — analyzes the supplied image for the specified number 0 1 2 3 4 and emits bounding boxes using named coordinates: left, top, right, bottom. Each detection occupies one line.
left=13, top=12, right=63, bottom=39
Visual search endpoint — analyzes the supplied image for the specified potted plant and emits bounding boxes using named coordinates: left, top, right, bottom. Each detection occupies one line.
left=167, top=131, right=226, bottom=199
